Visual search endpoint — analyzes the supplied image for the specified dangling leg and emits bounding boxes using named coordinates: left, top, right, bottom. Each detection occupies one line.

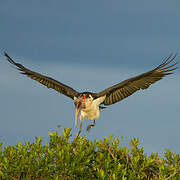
left=86, top=120, right=96, bottom=131
left=77, top=118, right=83, bottom=137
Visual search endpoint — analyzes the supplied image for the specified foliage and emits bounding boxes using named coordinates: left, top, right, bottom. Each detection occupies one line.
left=0, top=126, right=179, bottom=179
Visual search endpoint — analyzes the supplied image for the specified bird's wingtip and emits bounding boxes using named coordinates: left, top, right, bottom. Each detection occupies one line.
left=4, top=52, right=8, bottom=57
left=4, top=52, right=11, bottom=60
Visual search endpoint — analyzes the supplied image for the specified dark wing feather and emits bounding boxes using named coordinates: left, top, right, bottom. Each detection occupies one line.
left=94, top=54, right=178, bottom=105
left=4, top=53, right=79, bottom=99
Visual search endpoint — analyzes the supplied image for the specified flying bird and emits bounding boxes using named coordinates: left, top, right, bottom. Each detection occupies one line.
left=4, top=53, right=178, bottom=134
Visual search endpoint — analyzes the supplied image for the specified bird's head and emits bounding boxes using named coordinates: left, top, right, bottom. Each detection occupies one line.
left=74, top=93, right=93, bottom=128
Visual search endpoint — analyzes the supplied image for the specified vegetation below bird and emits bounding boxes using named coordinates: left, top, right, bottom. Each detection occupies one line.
left=0, top=126, right=179, bottom=179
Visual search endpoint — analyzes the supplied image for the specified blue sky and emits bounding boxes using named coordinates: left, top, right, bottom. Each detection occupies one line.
left=0, top=1, right=180, bottom=155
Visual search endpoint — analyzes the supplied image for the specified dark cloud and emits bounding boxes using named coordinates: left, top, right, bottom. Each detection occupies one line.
left=1, top=1, right=180, bottom=67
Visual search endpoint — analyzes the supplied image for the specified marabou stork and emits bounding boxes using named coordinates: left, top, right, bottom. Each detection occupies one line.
left=4, top=53, right=178, bottom=134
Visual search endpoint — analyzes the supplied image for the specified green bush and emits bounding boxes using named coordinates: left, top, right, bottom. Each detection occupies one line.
left=0, top=126, right=179, bottom=179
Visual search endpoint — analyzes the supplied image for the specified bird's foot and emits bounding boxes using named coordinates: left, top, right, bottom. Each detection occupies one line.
left=86, top=125, right=92, bottom=131
left=86, top=120, right=96, bottom=132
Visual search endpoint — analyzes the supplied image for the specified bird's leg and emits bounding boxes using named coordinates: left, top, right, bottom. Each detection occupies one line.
left=77, top=122, right=82, bottom=136
left=77, top=118, right=83, bottom=137
left=86, top=120, right=96, bottom=131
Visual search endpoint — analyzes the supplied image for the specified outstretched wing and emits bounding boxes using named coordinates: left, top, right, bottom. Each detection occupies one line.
left=4, top=53, right=79, bottom=99
left=93, top=54, right=178, bottom=105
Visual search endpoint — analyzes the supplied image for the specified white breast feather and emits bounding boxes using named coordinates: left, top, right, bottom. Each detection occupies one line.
left=80, top=95, right=106, bottom=120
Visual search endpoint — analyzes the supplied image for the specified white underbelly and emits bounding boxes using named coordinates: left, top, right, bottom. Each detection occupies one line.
left=81, top=109, right=100, bottom=120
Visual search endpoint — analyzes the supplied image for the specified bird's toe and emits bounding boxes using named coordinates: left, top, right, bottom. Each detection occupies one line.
left=86, top=125, right=92, bottom=132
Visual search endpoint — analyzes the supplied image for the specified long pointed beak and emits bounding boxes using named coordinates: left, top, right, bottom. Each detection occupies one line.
left=75, top=102, right=82, bottom=128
